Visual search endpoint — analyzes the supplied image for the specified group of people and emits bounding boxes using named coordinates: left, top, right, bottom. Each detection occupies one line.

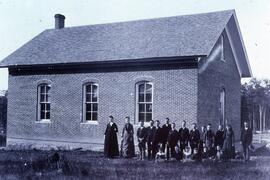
left=104, top=116, right=253, bottom=162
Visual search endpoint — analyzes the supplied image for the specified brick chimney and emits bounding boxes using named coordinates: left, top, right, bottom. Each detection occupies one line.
left=54, top=14, right=65, bottom=29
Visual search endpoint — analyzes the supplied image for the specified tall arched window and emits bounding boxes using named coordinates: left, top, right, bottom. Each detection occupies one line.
left=136, top=81, right=153, bottom=122
left=83, top=83, right=98, bottom=122
left=37, top=84, right=51, bottom=121
left=220, top=88, right=226, bottom=126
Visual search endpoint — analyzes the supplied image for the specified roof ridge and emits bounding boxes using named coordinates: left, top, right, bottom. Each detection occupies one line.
left=46, top=9, right=235, bottom=31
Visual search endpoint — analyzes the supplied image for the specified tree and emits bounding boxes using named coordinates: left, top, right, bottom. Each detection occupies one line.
left=241, top=78, right=270, bottom=133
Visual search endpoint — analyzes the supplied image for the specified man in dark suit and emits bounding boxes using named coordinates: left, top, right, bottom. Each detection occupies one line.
left=167, top=123, right=179, bottom=160
left=147, top=120, right=156, bottom=160
left=137, top=121, right=147, bottom=160
left=198, top=125, right=206, bottom=156
left=189, top=123, right=200, bottom=153
left=179, top=120, right=190, bottom=152
left=204, top=123, right=215, bottom=157
left=162, top=118, right=172, bottom=154
left=215, top=125, right=225, bottom=149
left=154, top=120, right=163, bottom=153
left=241, top=122, right=253, bottom=161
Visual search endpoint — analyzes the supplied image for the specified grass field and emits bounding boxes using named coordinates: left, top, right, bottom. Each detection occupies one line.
left=0, top=148, right=270, bottom=180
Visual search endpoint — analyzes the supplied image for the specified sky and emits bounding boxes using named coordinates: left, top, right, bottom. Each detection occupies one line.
left=0, top=0, right=269, bottom=90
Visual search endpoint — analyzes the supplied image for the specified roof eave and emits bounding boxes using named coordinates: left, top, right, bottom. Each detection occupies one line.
left=224, top=13, right=252, bottom=78
left=0, top=55, right=205, bottom=69
left=232, top=13, right=252, bottom=77
left=0, top=63, right=9, bottom=68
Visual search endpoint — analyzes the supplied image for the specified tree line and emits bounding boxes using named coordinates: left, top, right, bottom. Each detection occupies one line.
left=241, top=78, right=270, bottom=132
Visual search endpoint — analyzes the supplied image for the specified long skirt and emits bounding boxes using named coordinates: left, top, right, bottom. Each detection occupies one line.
left=121, top=132, right=135, bottom=158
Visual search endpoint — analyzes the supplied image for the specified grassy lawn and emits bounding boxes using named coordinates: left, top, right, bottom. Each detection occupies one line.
left=0, top=148, right=269, bottom=180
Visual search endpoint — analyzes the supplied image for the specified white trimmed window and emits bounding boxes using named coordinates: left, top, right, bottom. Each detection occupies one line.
left=220, top=88, right=226, bottom=126
left=136, top=81, right=153, bottom=122
left=37, top=84, right=51, bottom=121
left=83, top=83, right=98, bottom=122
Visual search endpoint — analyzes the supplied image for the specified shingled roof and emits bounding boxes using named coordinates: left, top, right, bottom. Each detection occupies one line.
left=0, top=10, right=251, bottom=77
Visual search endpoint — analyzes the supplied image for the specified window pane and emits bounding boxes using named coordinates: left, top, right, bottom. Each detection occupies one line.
left=146, top=113, right=152, bottom=122
left=92, top=85, right=98, bottom=94
left=138, top=84, right=145, bottom=93
left=93, top=103, right=98, bottom=111
left=146, top=84, right=152, bottom=93
left=139, top=94, right=145, bottom=102
left=139, top=104, right=145, bottom=112
left=86, top=85, right=91, bottom=93
left=46, top=94, right=50, bottom=102
left=86, top=94, right=91, bottom=102
left=45, top=111, right=50, bottom=119
left=139, top=113, right=145, bottom=122
left=92, top=112, right=98, bottom=121
left=40, top=111, right=45, bottom=119
left=40, top=85, right=46, bottom=93
left=46, top=86, right=51, bottom=93
left=146, top=93, right=152, bottom=102
left=40, top=103, right=46, bottom=111
left=92, top=94, right=97, bottom=102
left=46, top=103, right=50, bottom=111
left=40, top=94, right=46, bottom=102
left=86, top=104, right=92, bottom=112
left=86, top=112, right=91, bottom=121
left=146, top=104, right=152, bottom=112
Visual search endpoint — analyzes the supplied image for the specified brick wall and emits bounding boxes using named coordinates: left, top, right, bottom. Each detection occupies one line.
left=198, top=30, right=241, bottom=139
left=7, top=66, right=198, bottom=147
left=0, top=93, right=7, bottom=146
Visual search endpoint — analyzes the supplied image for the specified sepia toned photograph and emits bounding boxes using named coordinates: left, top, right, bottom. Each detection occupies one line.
left=0, top=0, right=269, bottom=179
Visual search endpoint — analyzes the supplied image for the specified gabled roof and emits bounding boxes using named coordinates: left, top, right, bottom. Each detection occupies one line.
left=0, top=10, right=251, bottom=77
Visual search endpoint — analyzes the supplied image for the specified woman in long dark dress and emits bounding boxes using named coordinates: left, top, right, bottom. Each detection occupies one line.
left=104, top=116, right=119, bottom=158
left=121, top=116, right=135, bottom=158
left=222, top=124, right=235, bottom=160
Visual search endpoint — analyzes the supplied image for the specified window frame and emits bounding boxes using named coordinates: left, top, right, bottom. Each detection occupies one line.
left=219, top=88, right=226, bottom=126
left=37, top=83, right=51, bottom=123
left=82, top=82, right=99, bottom=123
left=135, top=81, right=153, bottom=124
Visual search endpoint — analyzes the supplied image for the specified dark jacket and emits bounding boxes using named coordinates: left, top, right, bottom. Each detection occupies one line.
left=137, top=127, right=147, bottom=142
left=167, top=129, right=179, bottom=147
left=189, top=129, right=200, bottom=146
left=147, top=126, right=156, bottom=144
left=215, top=130, right=225, bottom=147
left=179, top=127, right=189, bottom=142
left=241, top=128, right=252, bottom=145
left=154, top=126, right=163, bottom=145
left=162, top=124, right=172, bottom=143
left=204, top=130, right=215, bottom=148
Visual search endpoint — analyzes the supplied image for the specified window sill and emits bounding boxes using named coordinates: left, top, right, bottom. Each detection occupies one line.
left=81, top=121, right=99, bottom=125
left=134, top=122, right=150, bottom=127
left=35, top=120, right=51, bottom=124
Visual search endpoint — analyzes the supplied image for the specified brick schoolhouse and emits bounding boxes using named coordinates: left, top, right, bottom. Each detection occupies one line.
left=0, top=10, right=251, bottom=149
